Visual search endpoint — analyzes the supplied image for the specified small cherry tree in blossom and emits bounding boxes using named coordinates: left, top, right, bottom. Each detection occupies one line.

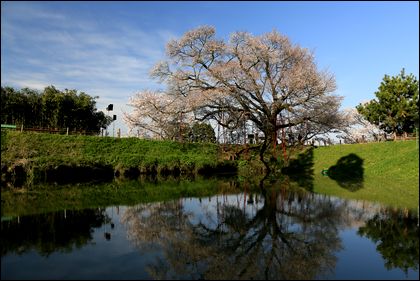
left=337, top=108, right=386, bottom=144
left=124, top=90, right=195, bottom=140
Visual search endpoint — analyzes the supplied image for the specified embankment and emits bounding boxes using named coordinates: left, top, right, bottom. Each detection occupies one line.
left=312, top=140, right=419, bottom=209
left=1, top=131, right=236, bottom=187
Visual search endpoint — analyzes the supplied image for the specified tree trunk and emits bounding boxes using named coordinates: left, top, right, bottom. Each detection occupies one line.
left=259, top=138, right=271, bottom=174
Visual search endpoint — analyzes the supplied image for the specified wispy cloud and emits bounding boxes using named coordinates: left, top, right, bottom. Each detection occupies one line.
left=4, top=79, right=50, bottom=91
left=1, top=2, right=67, bottom=22
left=2, top=4, right=177, bottom=94
left=1, top=2, right=181, bottom=135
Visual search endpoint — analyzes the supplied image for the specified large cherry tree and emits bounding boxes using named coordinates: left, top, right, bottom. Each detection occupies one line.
left=126, top=26, right=346, bottom=170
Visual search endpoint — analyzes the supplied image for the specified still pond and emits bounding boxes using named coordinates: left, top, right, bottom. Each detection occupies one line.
left=1, top=178, right=419, bottom=280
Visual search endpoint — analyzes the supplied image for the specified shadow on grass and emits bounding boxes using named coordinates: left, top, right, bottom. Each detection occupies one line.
left=328, top=153, right=364, bottom=192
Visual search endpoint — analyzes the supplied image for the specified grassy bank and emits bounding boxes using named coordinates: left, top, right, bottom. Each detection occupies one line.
left=1, top=131, right=235, bottom=185
left=311, top=141, right=419, bottom=209
left=1, top=130, right=219, bottom=168
left=2, top=130, right=418, bottom=210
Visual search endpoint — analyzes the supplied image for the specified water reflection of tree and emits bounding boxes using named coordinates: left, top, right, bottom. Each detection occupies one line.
left=358, top=208, right=419, bottom=273
left=122, top=180, right=355, bottom=279
left=194, top=183, right=349, bottom=280
left=1, top=209, right=109, bottom=257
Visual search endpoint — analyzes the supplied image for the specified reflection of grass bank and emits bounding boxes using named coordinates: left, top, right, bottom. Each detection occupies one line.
left=1, top=177, right=246, bottom=217
left=312, top=141, right=418, bottom=210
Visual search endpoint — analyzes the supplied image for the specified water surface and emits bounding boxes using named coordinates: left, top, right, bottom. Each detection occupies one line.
left=1, top=180, right=418, bottom=280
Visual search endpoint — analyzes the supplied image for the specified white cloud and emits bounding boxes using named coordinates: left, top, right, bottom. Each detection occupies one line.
left=3, top=25, right=167, bottom=85
left=3, top=79, right=49, bottom=91
left=1, top=3, right=182, bottom=135
left=1, top=3, right=66, bottom=21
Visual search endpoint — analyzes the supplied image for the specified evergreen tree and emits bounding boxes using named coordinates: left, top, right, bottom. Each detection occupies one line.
left=188, top=122, right=216, bottom=143
left=356, top=69, right=419, bottom=136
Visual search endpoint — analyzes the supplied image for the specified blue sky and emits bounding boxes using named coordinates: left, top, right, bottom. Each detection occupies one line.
left=2, top=1, right=419, bottom=136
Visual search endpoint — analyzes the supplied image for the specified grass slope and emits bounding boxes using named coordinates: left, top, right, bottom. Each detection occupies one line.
left=312, top=141, right=419, bottom=209
left=1, top=131, right=221, bottom=173
left=2, top=131, right=418, bottom=210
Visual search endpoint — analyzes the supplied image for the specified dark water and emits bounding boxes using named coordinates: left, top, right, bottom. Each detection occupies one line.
left=1, top=184, right=419, bottom=280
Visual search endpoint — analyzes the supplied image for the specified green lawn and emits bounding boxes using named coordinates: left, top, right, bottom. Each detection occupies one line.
left=312, top=141, right=419, bottom=210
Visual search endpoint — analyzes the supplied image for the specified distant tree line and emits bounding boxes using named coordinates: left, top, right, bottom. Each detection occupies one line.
left=1, top=85, right=112, bottom=134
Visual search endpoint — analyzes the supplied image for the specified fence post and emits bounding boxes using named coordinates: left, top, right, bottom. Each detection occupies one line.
left=66, top=127, right=69, bottom=135
left=20, top=124, right=23, bottom=132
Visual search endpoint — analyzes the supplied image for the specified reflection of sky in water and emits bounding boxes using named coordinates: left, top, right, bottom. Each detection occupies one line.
left=182, top=193, right=265, bottom=228
left=335, top=229, right=417, bottom=280
left=2, top=192, right=418, bottom=280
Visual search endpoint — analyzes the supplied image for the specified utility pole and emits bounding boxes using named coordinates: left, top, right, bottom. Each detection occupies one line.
left=112, top=115, right=116, bottom=137
left=106, top=104, right=113, bottom=137
left=179, top=112, right=183, bottom=142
